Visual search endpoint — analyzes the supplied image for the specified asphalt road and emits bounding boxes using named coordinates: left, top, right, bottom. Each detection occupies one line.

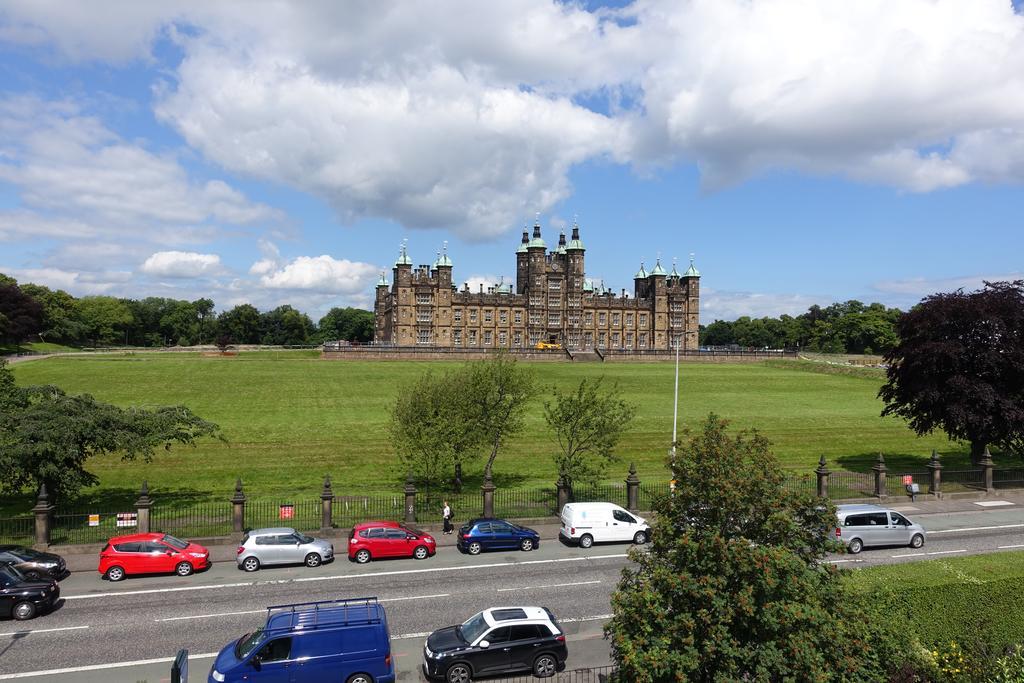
left=4, top=502, right=1024, bottom=682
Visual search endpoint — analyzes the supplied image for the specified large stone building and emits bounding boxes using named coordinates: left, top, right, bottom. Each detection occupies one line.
left=374, top=220, right=700, bottom=351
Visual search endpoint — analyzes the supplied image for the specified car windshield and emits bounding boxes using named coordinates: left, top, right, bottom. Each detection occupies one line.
left=161, top=534, right=189, bottom=550
left=235, top=628, right=266, bottom=659
left=400, top=525, right=425, bottom=536
left=298, top=534, right=314, bottom=544
left=9, top=547, right=40, bottom=560
left=0, top=565, right=24, bottom=584
left=459, top=612, right=490, bottom=644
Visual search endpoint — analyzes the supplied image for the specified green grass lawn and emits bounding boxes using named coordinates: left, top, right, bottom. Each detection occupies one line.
left=5, top=351, right=973, bottom=513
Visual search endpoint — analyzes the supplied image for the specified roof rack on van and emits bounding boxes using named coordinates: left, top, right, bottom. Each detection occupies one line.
left=264, top=597, right=381, bottom=634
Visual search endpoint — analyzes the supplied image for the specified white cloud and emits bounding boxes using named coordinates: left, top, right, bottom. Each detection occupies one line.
left=461, top=273, right=515, bottom=293
left=872, top=272, right=1024, bottom=299
left=140, top=250, right=223, bottom=278
left=258, top=255, right=379, bottom=294
left=0, top=266, right=128, bottom=294
left=701, top=288, right=829, bottom=321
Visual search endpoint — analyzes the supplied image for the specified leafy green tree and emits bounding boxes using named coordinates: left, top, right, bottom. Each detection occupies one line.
left=543, top=377, right=636, bottom=489
left=462, top=353, right=536, bottom=483
left=0, top=359, right=223, bottom=502
left=260, top=305, right=312, bottom=345
left=217, top=304, right=262, bottom=344
left=880, top=280, right=1024, bottom=462
left=607, top=414, right=913, bottom=682
left=76, top=296, right=133, bottom=347
left=160, top=300, right=200, bottom=346
left=193, top=298, right=215, bottom=344
left=0, top=283, right=44, bottom=345
left=317, top=307, right=374, bottom=343
left=19, top=284, right=86, bottom=345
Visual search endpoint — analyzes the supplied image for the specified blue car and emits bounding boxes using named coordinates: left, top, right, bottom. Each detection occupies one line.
left=209, top=597, right=395, bottom=683
left=457, top=518, right=540, bottom=555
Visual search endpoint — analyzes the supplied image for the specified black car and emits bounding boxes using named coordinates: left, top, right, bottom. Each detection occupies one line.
left=423, top=606, right=567, bottom=681
left=0, top=565, right=60, bottom=621
left=456, top=518, right=540, bottom=556
left=0, top=545, right=68, bottom=581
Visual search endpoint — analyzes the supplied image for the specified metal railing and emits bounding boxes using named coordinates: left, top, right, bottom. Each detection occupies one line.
left=0, top=516, right=33, bottom=545
left=152, top=502, right=234, bottom=538
left=246, top=500, right=322, bottom=532
left=51, top=509, right=125, bottom=545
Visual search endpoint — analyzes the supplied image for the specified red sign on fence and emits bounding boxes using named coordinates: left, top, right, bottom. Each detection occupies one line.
left=902, top=475, right=914, bottom=485
left=279, top=504, right=294, bottom=520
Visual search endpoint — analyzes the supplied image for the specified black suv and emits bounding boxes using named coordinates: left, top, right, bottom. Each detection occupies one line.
left=0, top=565, right=60, bottom=621
left=423, top=606, right=567, bottom=681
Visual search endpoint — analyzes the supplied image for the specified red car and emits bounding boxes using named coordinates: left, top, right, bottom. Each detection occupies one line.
left=98, top=533, right=210, bottom=581
left=348, top=521, right=436, bottom=563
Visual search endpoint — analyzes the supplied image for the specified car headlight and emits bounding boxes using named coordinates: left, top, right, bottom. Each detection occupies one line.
left=189, top=553, right=206, bottom=558
left=211, top=669, right=226, bottom=682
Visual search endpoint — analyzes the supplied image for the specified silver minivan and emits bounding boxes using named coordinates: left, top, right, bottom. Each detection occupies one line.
left=237, top=527, right=334, bottom=571
left=835, top=504, right=926, bottom=554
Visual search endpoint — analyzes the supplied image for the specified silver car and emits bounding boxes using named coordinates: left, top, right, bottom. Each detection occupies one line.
left=835, top=504, right=926, bottom=554
left=237, top=528, right=334, bottom=571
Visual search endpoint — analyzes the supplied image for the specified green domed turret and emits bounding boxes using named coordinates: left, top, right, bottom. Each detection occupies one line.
left=395, top=242, right=412, bottom=266
left=565, top=220, right=585, bottom=251
left=433, top=242, right=453, bottom=268
left=684, top=255, right=700, bottom=277
left=516, top=227, right=529, bottom=253
left=377, top=271, right=388, bottom=287
left=528, top=221, right=546, bottom=249
left=650, top=258, right=667, bottom=276
left=634, top=262, right=647, bottom=279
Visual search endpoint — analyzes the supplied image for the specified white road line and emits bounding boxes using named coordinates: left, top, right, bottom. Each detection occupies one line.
left=826, top=559, right=863, bottom=564
left=929, top=523, right=1024, bottom=534
left=497, top=580, right=602, bottom=592
left=154, top=593, right=452, bottom=623
left=891, top=552, right=926, bottom=558
left=63, top=553, right=628, bottom=601
left=926, top=549, right=968, bottom=556
left=997, top=544, right=1024, bottom=549
left=0, top=653, right=220, bottom=680
left=0, top=625, right=90, bottom=638
left=973, top=501, right=1014, bottom=507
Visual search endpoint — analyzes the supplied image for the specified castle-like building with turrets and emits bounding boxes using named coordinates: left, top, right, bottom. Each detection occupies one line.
left=374, top=220, right=700, bottom=351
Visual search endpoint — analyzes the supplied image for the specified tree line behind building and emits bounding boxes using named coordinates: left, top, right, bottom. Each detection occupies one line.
left=1, top=271, right=899, bottom=353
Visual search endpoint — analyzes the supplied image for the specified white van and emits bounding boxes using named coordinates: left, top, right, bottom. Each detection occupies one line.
left=559, top=502, right=650, bottom=548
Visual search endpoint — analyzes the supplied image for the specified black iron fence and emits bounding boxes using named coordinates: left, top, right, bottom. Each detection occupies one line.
left=0, top=516, right=33, bottom=545
left=51, top=509, right=127, bottom=545
left=152, top=501, right=234, bottom=538
left=246, top=499, right=322, bottom=532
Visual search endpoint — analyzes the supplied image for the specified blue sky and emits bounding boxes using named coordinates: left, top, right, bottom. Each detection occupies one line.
left=1, top=1, right=1022, bottom=322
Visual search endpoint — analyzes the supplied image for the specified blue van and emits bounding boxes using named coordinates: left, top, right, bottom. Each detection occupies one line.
left=209, top=597, right=395, bottom=683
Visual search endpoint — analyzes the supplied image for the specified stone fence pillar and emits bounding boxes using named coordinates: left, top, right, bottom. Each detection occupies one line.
left=320, top=476, right=334, bottom=530
left=815, top=455, right=830, bottom=499
left=403, top=473, right=417, bottom=525
left=927, top=450, right=942, bottom=497
left=872, top=454, right=888, bottom=499
left=482, top=475, right=496, bottom=518
left=625, top=463, right=640, bottom=513
left=134, top=481, right=152, bottom=534
left=32, top=484, right=54, bottom=549
left=231, top=478, right=246, bottom=533
left=556, top=477, right=570, bottom=513
left=980, top=447, right=995, bottom=494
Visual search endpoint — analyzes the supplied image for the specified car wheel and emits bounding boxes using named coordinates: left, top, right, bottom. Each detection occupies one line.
left=355, top=549, right=372, bottom=564
left=467, top=541, right=482, bottom=556
left=242, top=556, right=260, bottom=572
left=520, top=538, right=534, bottom=551
left=579, top=534, right=593, bottom=549
left=847, top=538, right=863, bottom=554
left=346, top=674, right=374, bottom=683
left=413, top=545, right=429, bottom=560
left=633, top=530, right=648, bottom=545
left=105, top=565, right=125, bottom=582
left=910, top=533, right=925, bottom=549
left=446, top=663, right=472, bottom=683
left=175, top=561, right=194, bottom=577
left=534, top=654, right=558, bottom=678
left=304, top=553, right=322, bottom=568
left=12, top=601, right=36, bottom=621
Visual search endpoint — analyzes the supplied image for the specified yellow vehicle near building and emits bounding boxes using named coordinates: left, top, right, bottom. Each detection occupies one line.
left=535, top=341, right=562, bottom=350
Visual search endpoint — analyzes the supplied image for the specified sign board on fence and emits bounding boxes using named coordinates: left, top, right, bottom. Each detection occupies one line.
left=116, top=512, right=137, bottom=528
left=88, top=514, right=99, bottom=527
left=902, top=475, right=914, bottom=485
left=279, top=504, right=294, bottom=520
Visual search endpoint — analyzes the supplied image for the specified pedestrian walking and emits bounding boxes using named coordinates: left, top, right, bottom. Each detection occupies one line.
left=442, top=501, right=452, bottom=535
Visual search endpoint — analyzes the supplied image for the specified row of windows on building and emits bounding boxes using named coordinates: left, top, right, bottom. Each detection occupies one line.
left=414, top=329, right=687, bottom=348
left=446, top=309, right=653, bottom=327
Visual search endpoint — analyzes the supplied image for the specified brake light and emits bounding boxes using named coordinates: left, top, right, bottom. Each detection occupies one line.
left=570, top=527, right=575, bottom=535
left=555, top=635, right=565, bottom=643
left=835, top=527, right=841, bottom=537
left=237, top=546, right=244, bottom=555
left=384, top=654, right=391, bottom=668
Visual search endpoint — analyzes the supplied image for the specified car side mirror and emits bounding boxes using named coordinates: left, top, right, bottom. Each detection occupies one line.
left=478, top=640, right=489, bottom=649
left=251, top=657, right=262, bottom=671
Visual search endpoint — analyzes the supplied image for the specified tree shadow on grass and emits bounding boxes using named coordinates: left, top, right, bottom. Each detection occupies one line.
left=0, top=486, right=225, bottom=517
left=837, top=449, right=978, bottom=474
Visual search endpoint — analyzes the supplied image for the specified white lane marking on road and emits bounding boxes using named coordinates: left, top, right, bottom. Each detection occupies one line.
left=998, top=544, right=1024, bottom=549
left=891, top=553, right=926, bottom=558
left=826, top=559, right=864, bottom=564
left=0, top=653, right=219, bottom=680
left=0, top=625, right=89, bottom=638
left=974, top=501, right=1014, bottom=507
left=891, top=549, right=968, bottom=558
left=496, top=580, right=601, bottom=592
left=64, top=553, right=628, bottom=601
left=929, top=523, right=1024, bottom=534
left=154, top=592, right=452, bottom=623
